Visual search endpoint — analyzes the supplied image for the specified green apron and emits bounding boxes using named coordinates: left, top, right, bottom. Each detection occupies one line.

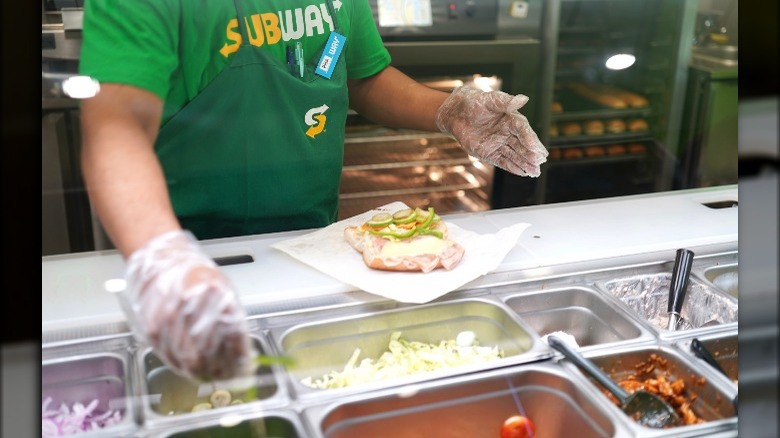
left=155, top=0, right=348, bottom=240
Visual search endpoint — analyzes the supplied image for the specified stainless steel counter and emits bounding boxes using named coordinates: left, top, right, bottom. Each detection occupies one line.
left=38, top=185, right=758, bottom=438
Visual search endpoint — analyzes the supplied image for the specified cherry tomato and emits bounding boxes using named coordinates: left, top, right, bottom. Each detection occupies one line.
left=501, top=415, right=536, bottom=438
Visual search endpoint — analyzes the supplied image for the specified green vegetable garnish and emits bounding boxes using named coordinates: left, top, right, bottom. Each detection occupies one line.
left=364, top=207, right=444, bottom=240
left=392, top=208, right=417, bottom=224
left=254, top=355, right=295, bottom=367
left=368, top=227, right=416, bottom=239
left=366, top=213, right=393, bottom=227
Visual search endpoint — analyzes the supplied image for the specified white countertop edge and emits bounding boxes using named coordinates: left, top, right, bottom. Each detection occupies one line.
left=42, top=186, right=739, bottom=335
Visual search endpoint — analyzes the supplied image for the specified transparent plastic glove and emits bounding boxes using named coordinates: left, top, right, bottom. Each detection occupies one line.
left=436, top=85, right=548, bottom=177
left=120, top=230, right=255, bottom=381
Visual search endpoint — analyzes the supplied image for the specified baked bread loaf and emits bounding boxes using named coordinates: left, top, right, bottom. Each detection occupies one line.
left=592, top=84, right=649, bottom=108
left=563, top=147, right=583, bottom=159
left=562, top=122, right=582, bottom=136
left=344, top=207, right=465, bottom=273
left=549, top=123, right=559, bottom=138
left=568, top=82, right=628, bottom=109
left=584, top=120, right=605, bottom=135
left=584, top=145, right=605, bottom=157
left=606, top=144, right=626, bottom=155
left=606, top=118, right=627, bottom=134
left=628, top=118, right=649, bottom=132
left=627, top=142, right=647, bottom=154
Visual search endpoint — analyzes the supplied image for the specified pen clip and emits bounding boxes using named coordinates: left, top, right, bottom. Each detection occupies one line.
left=286, top=45, right=295, bottom=76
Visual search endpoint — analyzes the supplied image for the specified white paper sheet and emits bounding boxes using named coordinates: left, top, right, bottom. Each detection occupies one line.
left=272, top=202, right=531, bottom=303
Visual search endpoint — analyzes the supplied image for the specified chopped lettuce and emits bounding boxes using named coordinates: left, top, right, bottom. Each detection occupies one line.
left=302, top=331, right=503, bottom=389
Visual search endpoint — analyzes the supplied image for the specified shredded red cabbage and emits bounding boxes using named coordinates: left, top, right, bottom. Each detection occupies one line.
left=41, top=397, right=122, bottom=437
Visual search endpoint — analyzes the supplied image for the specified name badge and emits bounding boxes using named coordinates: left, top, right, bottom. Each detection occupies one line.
left=315, top=32, right=346, bottom=79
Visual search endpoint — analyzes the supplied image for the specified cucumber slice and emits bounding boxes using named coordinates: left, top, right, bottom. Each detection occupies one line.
left=392, top=208, right=417, bottom=224
left=366, top=213, right=393, bottom=227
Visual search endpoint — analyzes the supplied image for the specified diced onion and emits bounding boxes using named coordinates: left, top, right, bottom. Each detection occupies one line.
left=41, top=397, right=122, bottom=437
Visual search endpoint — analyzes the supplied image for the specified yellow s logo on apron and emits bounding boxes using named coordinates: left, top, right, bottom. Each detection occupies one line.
left=305, top=104, right=329, bottom=138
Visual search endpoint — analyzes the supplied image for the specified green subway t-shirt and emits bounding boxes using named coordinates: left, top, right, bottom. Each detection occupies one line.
left=80, top=0, right=391, bottom=126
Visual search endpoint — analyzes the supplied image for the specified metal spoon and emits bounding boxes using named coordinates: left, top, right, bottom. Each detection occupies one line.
left=667, top=248, right=695, bottom=331
left=548, top=335, right=680, bottom=428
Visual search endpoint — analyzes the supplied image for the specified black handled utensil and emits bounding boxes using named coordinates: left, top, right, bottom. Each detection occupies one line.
left=667, top=248, right=695, bottom=331
left=548, top=335, right=680, bottom=428
left=690, top=338, right=727, bottom=376
left=690, top=338, right=739, bottom=414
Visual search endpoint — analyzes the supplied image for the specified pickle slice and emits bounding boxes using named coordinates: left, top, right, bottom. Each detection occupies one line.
left=366, top=213, right=393, bottom=227
left=392, top=208, right=417, bottom=224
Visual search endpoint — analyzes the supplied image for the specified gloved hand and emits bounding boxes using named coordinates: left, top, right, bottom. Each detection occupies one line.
left=120, top=230, right=255, bottom=381
left=436, top=86, right=548, bottom=177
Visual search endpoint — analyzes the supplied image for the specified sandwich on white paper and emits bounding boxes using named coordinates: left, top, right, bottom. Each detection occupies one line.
left=344, top=207, right=465, bottom=273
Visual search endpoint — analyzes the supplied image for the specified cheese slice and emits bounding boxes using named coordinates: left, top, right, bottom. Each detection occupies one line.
left=380, top=236, right=450, bottom=257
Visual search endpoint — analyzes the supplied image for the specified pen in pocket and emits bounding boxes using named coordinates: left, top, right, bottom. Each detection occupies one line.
left=286, top=45, right=295, bottom=76
left=294, top=41, right=304, bottom=78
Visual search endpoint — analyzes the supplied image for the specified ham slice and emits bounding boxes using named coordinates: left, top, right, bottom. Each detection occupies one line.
left=344, top=220, right=465, bottom=273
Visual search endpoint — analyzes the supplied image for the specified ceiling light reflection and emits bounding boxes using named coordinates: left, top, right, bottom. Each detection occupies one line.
left=605, top=53, right=636, bottom=70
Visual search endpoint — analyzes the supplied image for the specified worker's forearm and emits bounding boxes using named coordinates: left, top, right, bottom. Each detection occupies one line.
left=80, top=86, right=180, bottom=258
left=348, top=66, right=449, bottom=132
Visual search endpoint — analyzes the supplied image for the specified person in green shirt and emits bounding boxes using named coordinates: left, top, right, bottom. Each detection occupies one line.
left=78, top=0, right=547, bottom=381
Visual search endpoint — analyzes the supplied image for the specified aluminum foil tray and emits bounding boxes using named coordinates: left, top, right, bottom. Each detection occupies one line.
left=266, top=297, right=551, bottom=402
left=599, top=272, right=738, bottom=338
left=304, top=363, right=625, bottom=438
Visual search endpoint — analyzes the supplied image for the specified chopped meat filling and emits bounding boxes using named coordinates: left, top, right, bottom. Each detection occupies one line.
left=603, top=353, right=706, bottom=426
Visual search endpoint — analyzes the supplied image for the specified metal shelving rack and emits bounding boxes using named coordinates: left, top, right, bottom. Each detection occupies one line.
left=522, top=0, right=698, bottom=206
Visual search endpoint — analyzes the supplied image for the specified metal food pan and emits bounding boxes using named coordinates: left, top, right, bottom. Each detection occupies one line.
left=496, top=286, right=656, bottom=351
left=146, top=409, right=306, bottom=438
left=562, top=344, right=737, bottom=437
left=137, top=335, right=288, bottom=428
left=305, top=362, right=625, bottom=438
left=598, top=273, right=738, bottom=339
left=267, top=297, right=551, bottom=402
left=42, top=352, right=137, bottom=437
left=700, top=263, right=738, bottom=298
left=676, top=332, right=739, bottom=387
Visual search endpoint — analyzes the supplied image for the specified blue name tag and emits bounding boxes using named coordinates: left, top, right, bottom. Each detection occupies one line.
left=315, top=32, right=346, bottom=79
